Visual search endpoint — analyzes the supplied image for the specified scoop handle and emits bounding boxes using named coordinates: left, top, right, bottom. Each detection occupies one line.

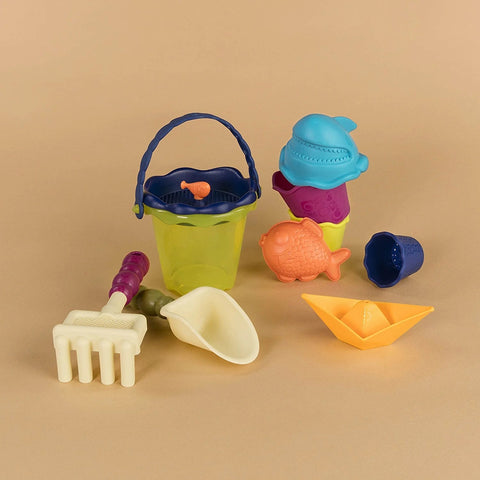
left=133, top=286, right=174, bottom=318
left=109, top=252, right=150, bottom=304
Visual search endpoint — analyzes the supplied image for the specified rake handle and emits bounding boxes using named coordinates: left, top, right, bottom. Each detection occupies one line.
left=109, top=252, right=150, bottom=304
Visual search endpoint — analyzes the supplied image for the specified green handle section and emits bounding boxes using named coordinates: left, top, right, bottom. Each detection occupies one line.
left=132, top=286, right=175, bottom=318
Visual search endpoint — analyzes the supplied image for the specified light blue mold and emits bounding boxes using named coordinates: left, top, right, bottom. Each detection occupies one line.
left=279, top=114, right=368, bottom=189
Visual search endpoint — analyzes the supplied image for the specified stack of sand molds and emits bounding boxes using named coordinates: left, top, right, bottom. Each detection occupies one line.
left=273, top=114, right=368, bottom=250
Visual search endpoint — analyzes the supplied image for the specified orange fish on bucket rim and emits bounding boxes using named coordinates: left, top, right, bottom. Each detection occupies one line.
left=181, top=180, right=211, bottom=200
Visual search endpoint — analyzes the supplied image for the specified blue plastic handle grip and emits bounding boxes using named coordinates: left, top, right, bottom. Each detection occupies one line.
left=134, top=112, right=261, bottom=219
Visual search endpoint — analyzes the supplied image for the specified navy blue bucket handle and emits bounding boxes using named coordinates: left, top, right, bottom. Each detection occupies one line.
left=134, top=113, right=261, bottom=219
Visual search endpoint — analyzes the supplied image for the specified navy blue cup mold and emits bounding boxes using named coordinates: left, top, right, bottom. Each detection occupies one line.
left=363, top=232, right=424, bottom=288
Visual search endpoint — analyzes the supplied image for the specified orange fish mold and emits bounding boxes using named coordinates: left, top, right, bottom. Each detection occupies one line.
left=301, top=294, right=434, bottom=349
left=259, top=218, right=351, bottom=282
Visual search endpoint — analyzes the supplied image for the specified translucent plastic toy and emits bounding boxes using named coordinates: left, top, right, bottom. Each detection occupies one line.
left=364, top=232, right=424, bottom=287
left=259, top=218, right=351, bottom=282
left=272, top=170, right=350, bottom=224
left=279, top=114, right=368, bottom=190
left=159, top=287, right=259, bottom=364
left=302, top=294, right=434, bottom=349
left=133, top=113, right=261, bottom=295
left=287, top=209, right=350, bottom=251
left=52, top=252, right=149, bottom=387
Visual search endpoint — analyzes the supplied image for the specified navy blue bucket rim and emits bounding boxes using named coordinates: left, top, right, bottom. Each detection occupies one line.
left=134, top=113, right=261, bottom=219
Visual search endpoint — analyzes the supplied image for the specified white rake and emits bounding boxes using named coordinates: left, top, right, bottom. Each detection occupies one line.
left=52, top=252, right=149, bottom=387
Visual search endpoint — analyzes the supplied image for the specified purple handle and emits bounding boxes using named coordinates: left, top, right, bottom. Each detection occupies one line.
left=109, top=252, right=150, bottom=304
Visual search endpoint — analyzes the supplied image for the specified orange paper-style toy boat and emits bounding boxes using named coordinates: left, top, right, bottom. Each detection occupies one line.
left=301, top=294, right=434, bottom=349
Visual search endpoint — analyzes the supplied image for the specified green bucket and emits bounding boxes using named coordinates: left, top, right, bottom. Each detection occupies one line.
left=134, top=113, right=261, bottom=295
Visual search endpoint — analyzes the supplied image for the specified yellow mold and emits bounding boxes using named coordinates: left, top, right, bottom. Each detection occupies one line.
left=301, top=294, right=434, bottom=349
left=288, top=209, right=349, bottom=251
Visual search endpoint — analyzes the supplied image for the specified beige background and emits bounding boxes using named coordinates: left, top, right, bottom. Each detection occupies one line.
left=1, top=1, right=479, bottom=478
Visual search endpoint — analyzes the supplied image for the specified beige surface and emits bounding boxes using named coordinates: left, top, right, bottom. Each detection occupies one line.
left=1, top=1, right=479, bottom=478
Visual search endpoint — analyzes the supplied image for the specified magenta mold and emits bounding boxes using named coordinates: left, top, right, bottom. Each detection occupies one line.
left=272, top=171, right=350, bottom=224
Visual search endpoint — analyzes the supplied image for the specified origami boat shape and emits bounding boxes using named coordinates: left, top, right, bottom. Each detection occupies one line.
left=301, top=294, right=434, bottom=349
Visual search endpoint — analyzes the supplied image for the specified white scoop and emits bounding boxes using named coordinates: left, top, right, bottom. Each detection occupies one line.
left=160, top=287, right=259, bottom=364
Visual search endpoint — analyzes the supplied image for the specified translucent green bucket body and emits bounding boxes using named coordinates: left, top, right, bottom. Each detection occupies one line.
left=145, top=203, right=256, bottom=295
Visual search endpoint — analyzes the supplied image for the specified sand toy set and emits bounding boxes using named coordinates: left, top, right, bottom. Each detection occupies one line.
left=52, top=111, right=433, bottom=387
left=262, top=113, right=432, bottom=348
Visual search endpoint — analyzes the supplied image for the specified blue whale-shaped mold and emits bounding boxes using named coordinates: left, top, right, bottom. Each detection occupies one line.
left=279, top=114, right=368, bottom=189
